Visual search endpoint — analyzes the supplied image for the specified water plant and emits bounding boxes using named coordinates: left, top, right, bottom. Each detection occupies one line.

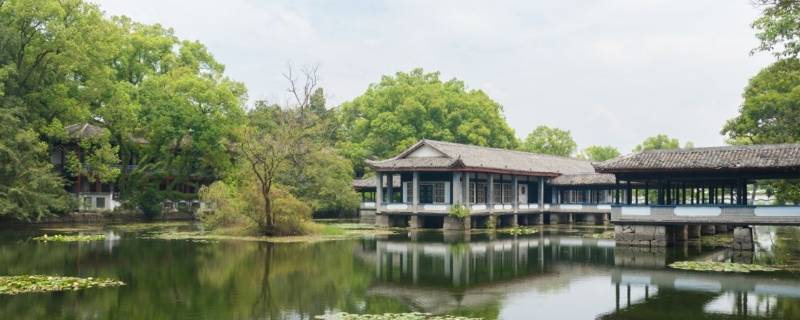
left=32, top=234, right=106, bottom=242
left=668, top=261, right=781, bottom=273
left=315, top=312, right=481, bottom=320
left=500, top=227, right=538, bottom=236
left=0, top=275, right=125, bottom=295
left=448, top=204, right=470, bottom=218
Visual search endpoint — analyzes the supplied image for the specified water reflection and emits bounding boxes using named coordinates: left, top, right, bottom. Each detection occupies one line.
left=0, top=225, right=797, bottom=319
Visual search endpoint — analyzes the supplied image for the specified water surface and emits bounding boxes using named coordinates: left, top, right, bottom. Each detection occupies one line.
left=0, top=224, right=798, bottom=319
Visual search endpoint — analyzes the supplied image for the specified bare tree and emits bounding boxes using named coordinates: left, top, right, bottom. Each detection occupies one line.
left=283, top=63, right=319, bottom=115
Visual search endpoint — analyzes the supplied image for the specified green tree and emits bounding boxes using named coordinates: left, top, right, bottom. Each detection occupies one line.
left=752, top=0, right=800, bottom=58
left=519, top=125, right=577, bottom=157
left=0, top=110, right=70, bottom=220
left=338, top=68, right=518, bottom=173
left=633, top=134, right=681, bottom=152
left=578, top=145, right=621, bottom=161
left=722, top=59, right=800, bottom=144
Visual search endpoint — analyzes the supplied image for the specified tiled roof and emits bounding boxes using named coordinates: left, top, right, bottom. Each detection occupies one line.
left=366, top=139, right=596, bottom=176
left=352, top=176, right=402, bottom=189
left=595, top=144, right=800, bottom=173
left=65, top=123, right=105, bottom=139
left=549, top=173, right=617, bottom=186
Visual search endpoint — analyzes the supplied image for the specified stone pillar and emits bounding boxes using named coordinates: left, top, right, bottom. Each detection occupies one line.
left=715, top=224, right=729, bottom=233
left=488, top=174, right=495, bottom=212
left=412, top=171, right=419, bottom=212
left=375, top=214, right=389, bottom=227
left=677, top=225, right=689, bottom=242
left=549, top=213, right=559, bottom=225
left=512, top=214, right=519, bottom=227
left=733, top=227, right=754, bottom=251
left=537, top=177, right=545, bottom=224
left=512, top=176, right=519, bottom=213
left=464, top=173, right=471, bottom=206
left=452, top=172, right=463, bottom=205
left=375, top=173, right=383, bottom=213
left=688, top=225, right=701, bottom=239
left=615, top=224, right=668, bottom=247
left=443, top=216, right=471, bottom=230
left=701, top=225, right=716, bottom=235
left=408, top=215, right=421, bottom=229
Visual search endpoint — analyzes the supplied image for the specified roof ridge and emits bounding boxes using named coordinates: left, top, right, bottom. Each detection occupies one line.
left=641, top=143, right=800, bottom=154
left=425, top=139, right=590, bottom=163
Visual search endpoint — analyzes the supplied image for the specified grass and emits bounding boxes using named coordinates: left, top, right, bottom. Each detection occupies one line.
left=142, top=223, right=396, bottom=243
left=32, top=234, right=105, bottom=242
left=315, top=313, right=481, bottom=320
left=0, top=275, right=124, bottom=295
left=668, top=261, right=781, bottom=273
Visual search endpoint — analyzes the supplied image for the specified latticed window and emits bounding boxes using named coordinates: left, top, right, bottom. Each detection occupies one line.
left=502, top=183, right=513, bottom=203
left=405, top=182, right=412, bottom=203
left=476, top=183, right=486, bottom=203
left=493, top=183, right=502, bottom=203
left=433, top=183, right=445, bottom=203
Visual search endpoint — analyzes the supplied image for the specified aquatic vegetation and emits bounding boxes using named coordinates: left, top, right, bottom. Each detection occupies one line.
left=0, top=275, right=124, bottom=295
left=316, top=312, right=481, bottom=320
left=587, top=230, right=615, bottom=239
left=499, top=227, right=538, bottom=236
left=32, top=234, right=106, bottom=242
left=700, top=233, right=733, bottom=247
left=668, top=261, right=781, bottom=273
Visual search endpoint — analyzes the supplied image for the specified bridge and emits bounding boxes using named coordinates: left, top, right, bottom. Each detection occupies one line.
left=595, top=143, right=800, bottom=250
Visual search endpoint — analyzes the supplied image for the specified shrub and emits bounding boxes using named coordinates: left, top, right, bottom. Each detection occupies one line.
left=448, top=204, right=470, bottom=218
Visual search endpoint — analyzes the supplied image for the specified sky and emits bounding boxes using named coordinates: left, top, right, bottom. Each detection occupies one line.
left=93, top=0, right=775, bottom=153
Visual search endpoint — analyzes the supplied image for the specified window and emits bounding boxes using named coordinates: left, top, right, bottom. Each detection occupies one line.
left=476, top=182, right=486, bottom=203
left=95, top=197, right=105, bottom=209
left=433, top=183, right=445, bottom=203
left=404, top=182, right=412, bottom=203
left=493, top=183, right=502, bottom=203
left=82, top=196, right=92, bottom=209
left=502, top=183, right=512, bottom=203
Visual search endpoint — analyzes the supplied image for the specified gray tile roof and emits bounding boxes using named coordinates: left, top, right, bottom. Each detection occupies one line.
left=549, top=173, right=617, bottom=186
left=594, top=144, right=800, bottom=173
left=65, top=123, right=105, bottom=139
left=366, top=139, right=596, bottom=176
left=353, top=176, right=402, bottom=189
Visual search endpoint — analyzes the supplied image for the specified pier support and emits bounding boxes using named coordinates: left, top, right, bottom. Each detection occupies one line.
left=375, top=214, right=389, bottom=228
left=701, top=225, right=716, bottom=235
left=733, top=226, right=754, bottom=251
left=716, top=224, right=729, bottom=233
left=614, top=225, right=667, bottom=247
left=688, top=225, right=701, bottom=239
left=408, top=215, right=421, bottom=229
left=443, top=216, right=471, bottom=230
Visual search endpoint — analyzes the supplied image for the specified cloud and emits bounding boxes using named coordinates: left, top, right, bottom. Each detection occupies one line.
left=92, top=0, right=773, bottom=152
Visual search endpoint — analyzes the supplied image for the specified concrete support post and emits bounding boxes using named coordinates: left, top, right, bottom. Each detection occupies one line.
left=716, top=224, right=729, bottom=233
left=375, top=173, right=383, bottom=213
left=614, top=224, right=667, bottom=247
left=733, top=226, right=754, bottom=251
left=488, top=174, right=495, bottom=213
left=677, top=225, right=689, bottom=242
left=375, top=214, right=389, bottom=227
left=688, top=225, right=701, bottom=239
left=452, top=172, right=463, bottom=205
left=464, top=173, right=471, bottom=206
left=701, top=225, right=716, bottom=235
left=408, top=215, right=421, bottom=229
left=538, top=177, right=545, bottom=224
left=512, top=176, right=519, bottom=213
left=412, top=171, right=419, bottom=212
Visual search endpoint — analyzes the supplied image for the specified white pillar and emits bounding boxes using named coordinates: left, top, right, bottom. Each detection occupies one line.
left=412, top=171, right=419, bottom=212
left=464, top=173, right=471, bottom=206
left=375, top=173, right=383, bottom=213
left=452, top=172, right=462, bottom=205
left=538, top=177, right=545, bottom=210
left=512, top=176, right=519, bottom=213
left=488, top=174, right=495, bottom=213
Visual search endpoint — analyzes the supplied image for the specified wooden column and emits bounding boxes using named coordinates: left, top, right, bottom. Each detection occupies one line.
left=386, top=174, right=394, bottom=204
left=625, top=181, right=632, bottom=204
left=375, top=173, right=383, bottom=213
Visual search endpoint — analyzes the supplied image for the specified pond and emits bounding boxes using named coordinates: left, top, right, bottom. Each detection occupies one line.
left=0, top=223, right=799, bottom=319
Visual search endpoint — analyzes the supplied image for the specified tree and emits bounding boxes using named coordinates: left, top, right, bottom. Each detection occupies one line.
left=0, top=110, right=70, bottom=221
left=722, top=59, right=800, bottom=144
left=578, top=145, right=621, bottom=162
left=338, top=68, right=518, bottom=173
left=519, top=125, right=576, bottom=157
left=752, top=0, right=800, bottom=58
left=633, top=134, right=681, bottom=152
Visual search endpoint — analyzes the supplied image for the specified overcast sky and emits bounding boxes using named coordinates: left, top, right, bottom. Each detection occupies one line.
left=94, top=0, right=775, bottom=153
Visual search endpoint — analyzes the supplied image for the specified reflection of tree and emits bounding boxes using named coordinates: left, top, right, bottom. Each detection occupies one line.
left=0, top=239, right=375, bottom=319
left=755, top=227, right=800, bottom=268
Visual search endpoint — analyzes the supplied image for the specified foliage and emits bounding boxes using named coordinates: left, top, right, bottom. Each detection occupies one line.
left=519, top=125, right=576, bottom=157
left=280, top=146, right=359, bottom=216
left=0, top=110, right=71, bottom=221
left=448, top=204, right=471, bottom=218
left=752, top=0, right=800, bottom=58
left=0, top=275, right=124, bottom=295
left=577, top=145, right=620, bottom=161
left=317, top=313, right=481, bottom=320
left=722, top=59, right=800, bottom=203
left=633, top=134, right=681, bottom=152
left=338, top=68, right=517, bottom=174
left=668, top=261, right=780, bottom=273
left=197, top=181, right=249, bottom=230
left=32, top=234, right=105, bottom=242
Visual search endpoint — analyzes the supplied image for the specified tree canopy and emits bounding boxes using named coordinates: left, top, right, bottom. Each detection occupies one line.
left=337, top=69, right=518, bottom=173
left=519, top=125, right=576, bottom=157
left=578, top=145, right=621, bottom=162
left=752, top=0, right=800, bottom=58
left=633, top=134, right=682, bottom=152
left=722, top=58, right=800, bottom=144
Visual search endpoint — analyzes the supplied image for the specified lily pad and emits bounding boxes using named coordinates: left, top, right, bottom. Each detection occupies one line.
left=668, top=261, right=781, bottom=273
left=499, top=227, right=538, bottom=236
left=316, top=312, right=481, bottom=320
left=32, top=234, right=106, bottom=242
left=0, top=275, right=125, bottom=295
